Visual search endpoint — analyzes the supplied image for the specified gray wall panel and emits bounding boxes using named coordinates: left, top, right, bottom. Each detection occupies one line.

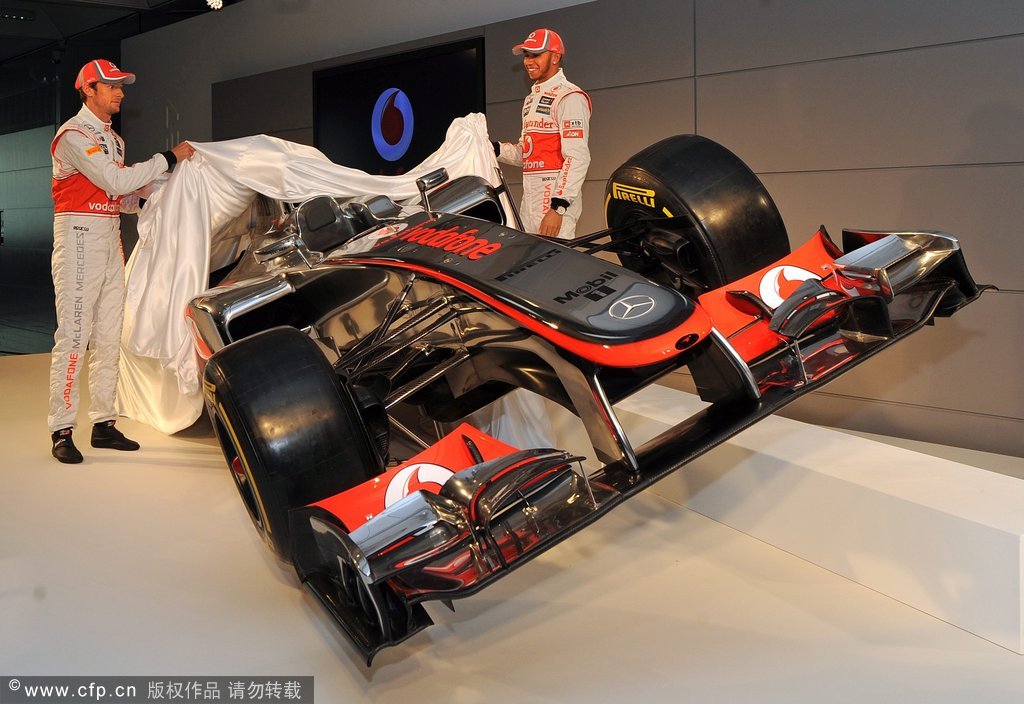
left=486, top=0, right=693, bottom=103
left=0, top=127, right=55, bottom=284
left=486, top=100, right=526, bottom=185
left=0, top=168, right=52, bottom=210
left=762, top=165, right=1024, bottom=291
left=577, top=180, right=607, bottom=234
left=0, top=208, right=52, bottom=247
left=0, top=126, right=53, bottom=170
left=270, top=128, right=314, bottom=146
left=697, top=0, right=1024, bottom=74
left=698, top=35, right=1024, bottom=173
left=584, top=79, right=694, bottom=180
left=212, top=67, right=312, bottom=141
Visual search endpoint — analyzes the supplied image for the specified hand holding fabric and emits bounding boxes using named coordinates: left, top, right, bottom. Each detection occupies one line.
left=171, top=141, right=196, bottom=162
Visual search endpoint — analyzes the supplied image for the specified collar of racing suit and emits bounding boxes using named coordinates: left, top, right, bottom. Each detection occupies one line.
left=76, top=104, right=113, bottom=134
left=533, top=68, right=566, bottom=92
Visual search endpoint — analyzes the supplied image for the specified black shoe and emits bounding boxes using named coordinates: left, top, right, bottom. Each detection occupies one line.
left=51, top=428, right=84, bottom=464
left=91, top=420, right=141, bottom=451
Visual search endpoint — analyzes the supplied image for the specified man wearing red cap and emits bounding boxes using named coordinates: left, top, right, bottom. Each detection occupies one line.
left=47, top=58, right=195, bottom=463
left=495, top=28, right=592, bottom=238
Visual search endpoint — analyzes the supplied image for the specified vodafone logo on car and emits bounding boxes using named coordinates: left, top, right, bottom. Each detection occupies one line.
left=758, top=265, right=819, bottom=309
left=384, top=463, right=455, bottom=508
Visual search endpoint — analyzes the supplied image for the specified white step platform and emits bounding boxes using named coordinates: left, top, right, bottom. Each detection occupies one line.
left=4, top=352, right=1024, bottom=701
left=550, top=385, right=1024, bottom=653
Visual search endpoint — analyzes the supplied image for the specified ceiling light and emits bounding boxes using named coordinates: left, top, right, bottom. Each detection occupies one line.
left=1, top=8, right=35, bottom=21
left=206, top=0, right=223, bottom=9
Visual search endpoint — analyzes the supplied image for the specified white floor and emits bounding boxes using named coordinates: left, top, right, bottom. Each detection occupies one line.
left=3, top=352, right=1024, bottom=702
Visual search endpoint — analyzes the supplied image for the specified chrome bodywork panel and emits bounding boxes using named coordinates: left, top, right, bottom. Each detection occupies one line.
left=836, top=230, right=960, bottom=300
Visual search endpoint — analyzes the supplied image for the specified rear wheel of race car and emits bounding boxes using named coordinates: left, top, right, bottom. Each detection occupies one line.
left=203, top=326, right=385, bottom=564
left=605, top=134, right=791, bottom=298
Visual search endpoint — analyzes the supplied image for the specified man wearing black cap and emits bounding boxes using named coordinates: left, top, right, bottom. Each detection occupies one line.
left=47, top=58, right=195, bottom=464
left=495, top=28, right=592, bottom=239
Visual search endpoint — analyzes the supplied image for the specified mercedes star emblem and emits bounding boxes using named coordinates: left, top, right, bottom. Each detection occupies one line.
left=608, top=295, right=657, bottom=320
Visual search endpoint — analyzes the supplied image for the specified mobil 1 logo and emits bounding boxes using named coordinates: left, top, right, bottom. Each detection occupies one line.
left=554, top=271, right=619, bottom=305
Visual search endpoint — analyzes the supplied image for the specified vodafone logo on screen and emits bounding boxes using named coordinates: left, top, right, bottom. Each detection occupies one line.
left=372, top=88, right=414, bottom=161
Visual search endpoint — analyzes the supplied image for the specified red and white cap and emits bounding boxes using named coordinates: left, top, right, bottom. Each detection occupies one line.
left=74, top=59, right=136, bottom=89
left=512, top=28, right=565, bottom=56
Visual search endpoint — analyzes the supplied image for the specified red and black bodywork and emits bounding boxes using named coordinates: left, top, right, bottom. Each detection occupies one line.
left=188, top=135, right=988, bottom=664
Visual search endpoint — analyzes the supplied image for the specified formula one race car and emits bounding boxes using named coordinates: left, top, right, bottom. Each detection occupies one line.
left=187, top=135, right=987, bottom=664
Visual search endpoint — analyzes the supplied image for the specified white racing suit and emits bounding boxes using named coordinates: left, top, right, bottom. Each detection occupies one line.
left=498, top=69, right=592, bottom=238
left=48, top=105, right=170, bottom=432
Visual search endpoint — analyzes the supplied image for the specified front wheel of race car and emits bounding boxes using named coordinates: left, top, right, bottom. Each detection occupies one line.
left=605, top=134, right=792, bottom=298
left=203, top=326, right=385, bottom=564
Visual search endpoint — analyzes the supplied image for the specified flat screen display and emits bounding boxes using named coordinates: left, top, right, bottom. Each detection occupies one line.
left=314, top=38, right=485, bottom=176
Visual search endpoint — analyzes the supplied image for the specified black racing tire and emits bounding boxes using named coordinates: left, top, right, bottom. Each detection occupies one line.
left=605, top=134, right=791, bottom=297
left=203, top=326, right=385, bottom=564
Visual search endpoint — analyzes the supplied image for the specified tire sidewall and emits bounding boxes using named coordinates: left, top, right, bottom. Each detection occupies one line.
left=203, top=326, right=383, bottom=563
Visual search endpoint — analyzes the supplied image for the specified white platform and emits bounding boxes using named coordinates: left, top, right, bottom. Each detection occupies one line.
left=4, top=352, right=1024, bottom=702
left=611, top=386, right=1024, bottom=653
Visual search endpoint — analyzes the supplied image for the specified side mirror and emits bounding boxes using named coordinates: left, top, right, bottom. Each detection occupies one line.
left=254, top=234, right=299, bottom=263
left=416, top=167, right=449, bottom=215
left=254, top=234, right=320, bottom=268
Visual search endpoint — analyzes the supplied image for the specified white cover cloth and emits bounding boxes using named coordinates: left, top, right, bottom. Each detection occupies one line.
left=118, top=114, right=505, bottom=433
